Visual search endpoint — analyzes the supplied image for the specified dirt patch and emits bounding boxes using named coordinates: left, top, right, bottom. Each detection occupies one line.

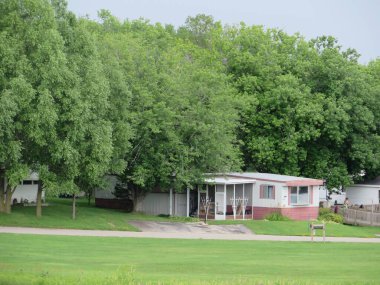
left=129, top=221, right=253, bottom=235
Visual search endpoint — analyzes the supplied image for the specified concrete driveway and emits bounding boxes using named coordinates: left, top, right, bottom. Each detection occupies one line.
left=129, top=221, right=252, bottom=235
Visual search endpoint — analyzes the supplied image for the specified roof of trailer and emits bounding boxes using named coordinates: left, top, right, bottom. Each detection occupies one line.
left=204, top=176, right=256, bottom=184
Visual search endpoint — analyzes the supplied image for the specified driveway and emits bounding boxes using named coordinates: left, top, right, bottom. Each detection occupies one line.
left=129, top=221, right=252, bottom=234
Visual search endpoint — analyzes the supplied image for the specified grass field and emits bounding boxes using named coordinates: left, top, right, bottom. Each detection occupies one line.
left=0, top=233, right=380, bottom=285
left=0, top=198, right=170, bottom=231
left=210, top=220, right=380, bottom=238
left=1, top=198, right=380, bottom=237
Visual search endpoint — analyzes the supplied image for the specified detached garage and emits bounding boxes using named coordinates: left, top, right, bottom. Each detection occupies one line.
left=345, top=176, right=380, bottom=206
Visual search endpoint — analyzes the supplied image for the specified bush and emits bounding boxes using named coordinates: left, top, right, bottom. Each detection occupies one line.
left=318, top=208, right=332, bottom=216
left=318, top=212, right=344, bottom=224
left=264, top=212, right=291, bottom=221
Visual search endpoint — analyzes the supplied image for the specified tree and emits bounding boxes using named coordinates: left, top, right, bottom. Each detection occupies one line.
left=0, top=0, right=68, bottom=214
left=178, top=14, right=222, bottom=50
left=91, top=16, right=242, bottom=208
left=221, top=24, right=379, bottom=189
left=241, top=74, right=324, bottom=175
left=48, top=3, right=113, bottom=219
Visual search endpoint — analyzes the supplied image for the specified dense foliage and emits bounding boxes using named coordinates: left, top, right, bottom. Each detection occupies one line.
left=0, top=0, right=379, bottom=216
left=318, top=208, right=344, bottom=224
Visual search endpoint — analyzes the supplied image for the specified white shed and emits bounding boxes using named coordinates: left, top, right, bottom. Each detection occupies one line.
left=345, top=176, right=380, bottom=206
left=11, top=172, right=44, bottom=203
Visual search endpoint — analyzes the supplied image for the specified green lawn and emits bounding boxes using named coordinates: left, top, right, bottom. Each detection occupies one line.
left=0, top=233, right=379, bottom=285
left=0, top=198, right=171, bottom=231
left=210, top=220, right=380, bottom=238
left=1, top=198, right=380, bottom=238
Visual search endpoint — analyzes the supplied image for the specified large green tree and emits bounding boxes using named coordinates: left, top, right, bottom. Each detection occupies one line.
left=47, top=1, right=113, bottom=218
left=181, top=16, right=380, bottom=189
left=0, top=0, right=114, bottom=217
left=0, top=0, right=67, bottom=213
left=93, top=16, right=242, bottom=207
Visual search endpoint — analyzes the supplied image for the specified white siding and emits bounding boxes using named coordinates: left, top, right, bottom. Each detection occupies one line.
left=346, top=185, right=380, bottom=205
left=8, top=172, right=43, bottom=203
left=12, top=184, right=44, bottom=203
left=135, top=193, right=170, bottom=215
left=252, top=182, right=320, bottom=208
left=174, top=193, right=187, bottom=216
left=319, top=187, right=328, bottom=202
left=253, top=181, right=284, bottom=208
left=94, top=176, right=188, bottom=216
left=312, top=186, right=320, bottom=207
left=135, top=192, right=187, bottom=216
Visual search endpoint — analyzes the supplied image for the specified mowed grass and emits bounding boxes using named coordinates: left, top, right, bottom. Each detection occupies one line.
left=0, top=233, right=380, bottom=285
left=1, top=198, right=380, bottom=237
left=0, top=198, right=171, bottom=231
left=210, top=220, right=380, bottom=238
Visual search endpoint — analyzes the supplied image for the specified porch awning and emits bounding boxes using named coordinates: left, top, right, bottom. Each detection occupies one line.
left=204, top=177, right=256, bottom=185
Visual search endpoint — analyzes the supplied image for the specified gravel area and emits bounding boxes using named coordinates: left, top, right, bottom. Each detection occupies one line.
left=129, top=221, right=252, bottom=234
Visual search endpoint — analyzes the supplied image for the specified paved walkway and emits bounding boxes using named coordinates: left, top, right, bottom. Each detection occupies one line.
left=1, top=226, right=380, bottom=243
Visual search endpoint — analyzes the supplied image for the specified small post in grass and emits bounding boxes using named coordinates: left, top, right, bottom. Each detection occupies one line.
left=310, top=222, right=326, bottom=242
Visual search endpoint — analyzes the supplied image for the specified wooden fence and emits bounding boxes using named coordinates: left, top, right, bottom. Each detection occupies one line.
left=341, top=205, right=380, bottom=227
left=362, top=204, right=380, bottom=212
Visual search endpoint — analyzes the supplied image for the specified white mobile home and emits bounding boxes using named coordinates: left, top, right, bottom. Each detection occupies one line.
left=199, top=173, right=323, bottom=220
left=96, top=172, right=324, bottom=220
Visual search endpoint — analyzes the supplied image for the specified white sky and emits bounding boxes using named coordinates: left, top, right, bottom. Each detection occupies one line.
left=66, top=0, right=380, bottom=64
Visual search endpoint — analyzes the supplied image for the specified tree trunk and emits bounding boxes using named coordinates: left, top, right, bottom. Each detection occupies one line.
left=0, top=169, right=5, bottom=213
left=5, top=185, right=14, bottom=214
left=0, top=187, right=4, bottom=213
left=87, top=189, right=92, bottom=205
left=36, top=181, right=43, bottom=218
left=72, top=195, right=76, bottom=220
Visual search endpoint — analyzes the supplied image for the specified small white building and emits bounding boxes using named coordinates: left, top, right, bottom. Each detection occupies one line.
left=9, top=172, right=44, bottom=204
left=345, top=176, right=380, bottom=206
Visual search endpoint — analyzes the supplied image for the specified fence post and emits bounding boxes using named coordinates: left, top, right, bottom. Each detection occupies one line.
left=371, top=203, right=374, bottom=226
left=354, top=209, right=357, bottom=226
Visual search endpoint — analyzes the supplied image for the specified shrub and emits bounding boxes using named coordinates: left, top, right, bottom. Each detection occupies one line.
left=264, top=212, right=291, bottom=221
left=318, top=208, right=332, bottom=216
left=318, top=212, right=344, bottom=224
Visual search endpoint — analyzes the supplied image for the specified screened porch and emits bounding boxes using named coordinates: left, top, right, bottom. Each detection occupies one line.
left=197, top=177, right=256, bottom=220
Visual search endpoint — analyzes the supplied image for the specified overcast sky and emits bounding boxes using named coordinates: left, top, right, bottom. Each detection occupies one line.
left=66, top=0, right=379, bottom=64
